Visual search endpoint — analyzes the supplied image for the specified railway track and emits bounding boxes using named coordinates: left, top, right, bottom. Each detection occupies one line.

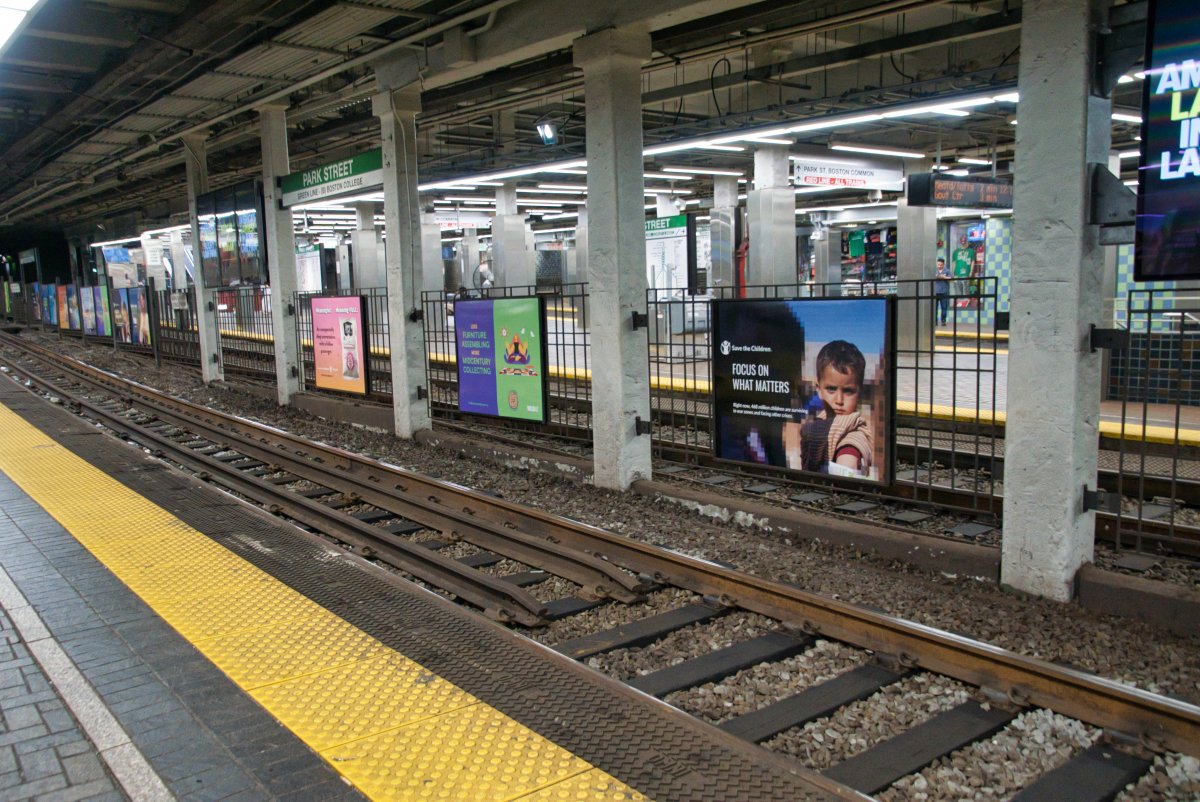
left=1, top=332, right=1198, bottom=801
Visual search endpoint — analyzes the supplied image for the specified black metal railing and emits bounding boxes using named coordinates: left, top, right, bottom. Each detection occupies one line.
left=155, top=287, right=200, bottom=366
left=294, top=288, right=392, bottom=401
left=215, top=286, right=276, bottom=382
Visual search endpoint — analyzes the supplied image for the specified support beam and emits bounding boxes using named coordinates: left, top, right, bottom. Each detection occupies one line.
left=259, top=104, right=301, bottom=405
left=1002, top=0, right=1110, bottom=601
left=574, top=28, right=652, bottom=491
left=373, top=85, right=431, bottom=438
left=183, top=135, right=222, bottom=384
left=746, top=145, right=795, bottom=287
left=351, top=202, right=382, bottom=288
left=709, top=175, right=738, bottom=292
left=895, top=195, right=939, bottom=352
left=491, top=181, right=530, bottom=286
left=22, top=6, right=139, bottom=48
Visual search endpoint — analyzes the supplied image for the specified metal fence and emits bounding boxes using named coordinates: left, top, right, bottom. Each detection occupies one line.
left=1104, top=289, right=1200, bottom=557
left=294, top=288, right=392, bottom=401
left=647, top=279, right=1004, bottom=513
left=154, top=287, right=200, bottom=366
left=421, top=283, right=592, bottom=442
left=216, top=286, right=275, bottom=382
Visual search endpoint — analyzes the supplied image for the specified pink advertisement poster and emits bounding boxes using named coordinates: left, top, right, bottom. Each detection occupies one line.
left=311, top=296, right=368, bottom=394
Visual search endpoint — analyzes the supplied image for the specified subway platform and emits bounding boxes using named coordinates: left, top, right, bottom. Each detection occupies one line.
left=0, top=381, right=856, bottom=802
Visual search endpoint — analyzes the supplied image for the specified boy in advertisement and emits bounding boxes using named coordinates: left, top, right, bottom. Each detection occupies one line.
left=782, top=341, right=872, bottom=477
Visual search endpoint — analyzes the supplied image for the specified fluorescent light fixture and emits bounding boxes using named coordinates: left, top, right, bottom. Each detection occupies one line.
left=786, top=113, right=883, bottom=133
left=957, top=157, right=992, bottom=166
left=944, top=169, right=970, bottom=176
left=745, top=137, right=793, bottom=145
left=992, top=92, right=1020, bottom=103
left=881, top=97, right=992, bottom=118
left=663, top=167, right=743, bottom=176
left=1124, top=179, right=1139, bottom=186
left=537, top=227, right=576, bottom=234
left=1112, top=113, right=1143, bottom=123
left=1118, top=75, right=1136, bottom=84
left=516, top=187, right=585, bottom=194
left=831, top=144, right=925, bottom=159
left=443, top=197, right=496, bottom=204
left=698, top=144, right=745, bottom=152
left=644, top=188, right=691, bottom=194
left=643, top=171, right=691, bottom=179
left=1010, top=120, right=1018, bottom=125
left=1119, top=150, right=1141, bottom=159
left=417, top=160, right=586, bottom=191
left=517, top=199, right=567, bottom=206
left=537, top=184, right=588, bottom=191
left=707, top=125, right=796, bottom=145
left=542, top=212, right=579, bottom=220
left=536, top=122, right=558, bottom=145
left=91, top=237, right=142, bottom=248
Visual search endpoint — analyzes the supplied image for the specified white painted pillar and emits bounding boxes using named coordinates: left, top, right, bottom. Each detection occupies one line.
left=574, top=204, right=588, bottom=285
left=463, top=227, right=479, bottom=287
left=351, top=202, right=382, bottom=288
left=709, top=176, right=738, bottom=292
left=492, top=181, right=529, bottom=287
left=1002, top=0, right=1110, bottom=601
left=373, top=85, right=432, bottom=438
left=574, top=28, right=652, bottom=490
left=746, top=145, right=796, bottom=287
left=183, top=134, right=223, bottom=383
left=421, top=208, right=444, bottom=295
left=895, top=196, right=939, bottom=351
left=259, top=104, right=301, bottom=405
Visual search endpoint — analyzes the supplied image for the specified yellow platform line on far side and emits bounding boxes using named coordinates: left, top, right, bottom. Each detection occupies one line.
left=0, top=399, right=649, bottom=802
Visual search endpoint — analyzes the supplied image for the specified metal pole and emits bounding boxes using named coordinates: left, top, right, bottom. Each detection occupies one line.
left=149, top=277, right=163, bottom=369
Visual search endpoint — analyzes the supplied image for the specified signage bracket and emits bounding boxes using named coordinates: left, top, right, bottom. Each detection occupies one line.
left=1087, top=164, right=1136, bottom=240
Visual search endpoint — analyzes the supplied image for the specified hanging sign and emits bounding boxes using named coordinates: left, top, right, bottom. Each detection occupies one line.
left=1135, top=0, right=1200, bottom=280
left=791, top=154, right=905, bottom=191
left=280, top=150, right=383, bottom=208
left=907, top=173, right=1013, bottom=208
left=311, top=296, right=370, bottom=394
left=454, top=297, right=548, bottom=422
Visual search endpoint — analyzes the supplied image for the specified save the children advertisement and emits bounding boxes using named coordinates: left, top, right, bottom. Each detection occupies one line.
left=311, top=296, right=369, bottom=395
left=712, top=298, right=893, bottom=484
left=454, top=297, right=548, bottom=423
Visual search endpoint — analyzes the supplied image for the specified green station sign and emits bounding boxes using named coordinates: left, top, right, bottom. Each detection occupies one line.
left=280, top=150, right=383, bottom=207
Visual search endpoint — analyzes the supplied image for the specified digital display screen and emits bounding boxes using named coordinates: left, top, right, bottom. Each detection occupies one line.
left=906, top=174, right=1013, bottom=209
left=1136, top=0, right=1200, bottom=280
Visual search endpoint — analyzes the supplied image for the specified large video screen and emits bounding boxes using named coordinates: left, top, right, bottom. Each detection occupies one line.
left=712, top=298, right=892, bottom=484
left=1136, top=0, right=1200, bottom=280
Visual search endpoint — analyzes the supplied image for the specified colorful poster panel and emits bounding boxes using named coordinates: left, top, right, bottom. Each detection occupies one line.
left=711, top=297, right=893, bottom=485
left=56, top=286, right=68, bottom=327
left=65, top=286, right=80, bottom=330
left=311, top=296, right=369, bottom=394
left=81, top=288, right=96, bottom=335
left=31, top=283, right=39, bottom=322
left=95, top=287, right=110, bottom=336
left=114, top=289, right=132, bottom=343
left=129, top=288, right=151, bottom=345
left=453, top=297, right=547, bottom=423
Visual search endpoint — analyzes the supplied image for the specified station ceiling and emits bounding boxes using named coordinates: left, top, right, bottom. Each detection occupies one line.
left=0, top=0, right=1146, bottom=234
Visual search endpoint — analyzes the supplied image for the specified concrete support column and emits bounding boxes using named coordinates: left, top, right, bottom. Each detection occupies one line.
left=492, top=181, right=529, bottom=287
left=463, top=227, right=479, bottom=288
left=259, top=104, right=301, bottom=405
left=746, top=145, right=796, bottom=287
left=183, top=134, right=223, bottom=383
left=373, top=85, right=431, bottom=438
left=574, top=28, right=652, bottom=490
left=351, top=202, right=382, bottom=288
left=421, top=208, right=444, bottom=295
left=812, top=228, right=841, bottom=294
left=1002, top=0, right=1110, bottom=601
left=709, top=176, right=738, bottom=292
left=573, top=205, right=588, bottom=285
left=895, top=196, right=939, bottom=351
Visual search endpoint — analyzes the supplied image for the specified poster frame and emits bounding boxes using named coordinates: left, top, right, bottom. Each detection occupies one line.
left=311, top=295, right=371, bottom=396
left=709, top=294, right=896, bottom=487
left=453, top=295, right=550, bottom=425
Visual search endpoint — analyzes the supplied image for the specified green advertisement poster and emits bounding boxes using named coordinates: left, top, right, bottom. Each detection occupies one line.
left=3, top=283, right=8, bottom=314
left=98, top=286, right=112, bottom=335
left=454, top=296, right=548, bottom=423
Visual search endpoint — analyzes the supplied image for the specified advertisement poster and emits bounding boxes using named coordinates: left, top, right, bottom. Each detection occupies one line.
left=31, top=283, right=40, bottom=323
left=95, top=287, right=110, bottom=337
left=43, top=285, right=57, bottom=325
left=311, top=296, right=369, bottom=394
left=65, top=286, right=80, bottom=330
left=127, top=288, right=151, bottom=345
left=712, top=298, right=892, bottom=484
left=114, top=289, right=132, bottom=343
left=454, top=297, right=547, bottom=422
left=1136, top=0, right=1200, bottom=279
left=81, top=288, right=96, bottom=335
left=55, top=286, right=68, bottom=329
left=2, top=282, right=8, bottom=315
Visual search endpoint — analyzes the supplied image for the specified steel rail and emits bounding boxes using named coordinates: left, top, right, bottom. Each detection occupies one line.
left=3, top=334, right=1200, bottom=758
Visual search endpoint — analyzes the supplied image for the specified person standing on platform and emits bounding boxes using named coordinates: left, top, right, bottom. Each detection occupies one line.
left=934, top=258, right=952, bottom=326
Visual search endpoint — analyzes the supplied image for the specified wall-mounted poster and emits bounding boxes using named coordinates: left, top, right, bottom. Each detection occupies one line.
left=64, top=286, right=80, bottom=330
left=1136, top=0, right=1200, bottom=279
left=114, top=289, right=132, bottom=343
left=128, top=287, right=151, bottom=345
left=95, top=287, right=111, bottom=336
left=31, top=283, right=40, bottom=322
left=56, top=286, right=68, bottom=329
left=711, top=297, right=893, bottom=484
left=81, top=288, right=97, bottom=335
left=311, top=296, right=369, bottom=394
left=454, top=297, right=548, bottom=422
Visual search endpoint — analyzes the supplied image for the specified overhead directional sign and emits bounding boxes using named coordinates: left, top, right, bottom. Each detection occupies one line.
left=907, top=173, right=1013, bottom=208
left=280, top=150, right=383, bottom=207
left=791, top=153, right=905, bottom=191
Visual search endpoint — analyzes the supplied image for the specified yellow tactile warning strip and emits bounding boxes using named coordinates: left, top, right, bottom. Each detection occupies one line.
left=0, top=401, right=650, bottom=802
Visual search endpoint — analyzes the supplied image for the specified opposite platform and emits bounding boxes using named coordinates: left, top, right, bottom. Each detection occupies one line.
left=0, top=377, right=856, bottom=802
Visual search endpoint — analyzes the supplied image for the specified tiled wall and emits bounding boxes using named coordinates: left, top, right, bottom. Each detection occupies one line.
left=940, top=217, right=1012, bottom=327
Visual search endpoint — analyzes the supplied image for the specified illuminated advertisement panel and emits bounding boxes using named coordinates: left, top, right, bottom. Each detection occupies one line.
left=1136, top=0, right=1200, bottom=280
